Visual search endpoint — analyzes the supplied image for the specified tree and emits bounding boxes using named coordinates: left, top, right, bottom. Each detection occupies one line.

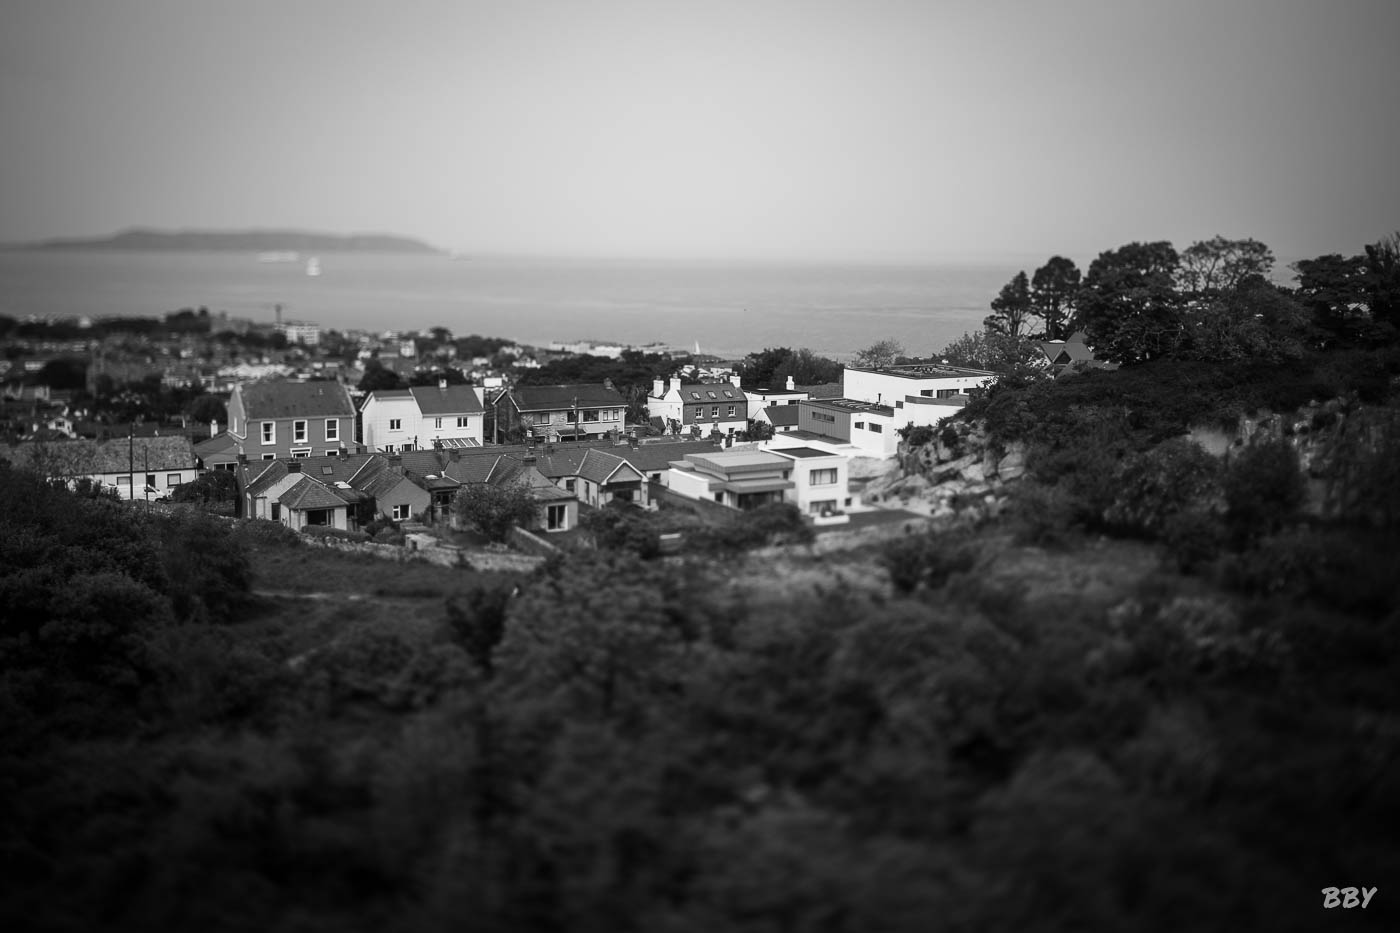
left=1177, top=236, right=1274, bottom=297
left=453, top=482, right=539, bottom=542
left=170, top=470, right=238, bottom=507
left=1362, top=231, right=1400, bottom=330
left=1292, top=253, right=1368, bottom=338
left=1031, top=256, right=1082, bottom=341
left=1077, top=241, right=1183, bottom=364
left=736, top=347, right=796, bottom=387
left=358, top=363, right=405, bottom=392
left=986, top=271, right=1034, bottom=340
left=188, top=394, right=227, bottom=427
left=851, top=338, right=905, bottom=369
left=772, top=348, right=843, bottom=386
left=408, top=367, right=468, bottom=387
left=1180, top=278, right=1308, bottom=363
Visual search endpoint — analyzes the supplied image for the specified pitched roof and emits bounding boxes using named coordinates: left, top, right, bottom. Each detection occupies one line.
left=0, top=435, right=197, bottom=475
left=507, top=383, right=625, bottom=411
left=193, top=432, right=239, bottom=458
left=576, top=448, right=640, bottom=485
left=278, top=476, right=354, bottom=511
left=611, top=439, right=724, bottom=472
left=409, top=384, right=483, bottom=415
left=676, top=383, right=743, bottom=402
left=235, top=380, right=355, bottom=419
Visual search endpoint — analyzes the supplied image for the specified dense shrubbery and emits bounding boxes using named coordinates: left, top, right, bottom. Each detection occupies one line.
left=300, top=524, right=371, bottom=542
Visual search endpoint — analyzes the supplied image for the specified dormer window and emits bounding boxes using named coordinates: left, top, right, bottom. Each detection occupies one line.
left=691, top=392, right=702, bottom=400
left=707, top=391, right=717, bottom=399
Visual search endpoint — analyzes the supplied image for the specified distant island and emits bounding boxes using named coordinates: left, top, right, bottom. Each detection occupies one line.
left=5, top=228, right=444, bottom=254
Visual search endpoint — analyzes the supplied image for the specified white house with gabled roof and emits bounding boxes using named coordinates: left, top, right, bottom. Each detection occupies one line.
left=360, top=380, right=485, bottom=453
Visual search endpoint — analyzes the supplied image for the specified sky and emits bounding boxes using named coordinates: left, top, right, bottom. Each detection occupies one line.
left=2, top=0, right=1398, bottom=264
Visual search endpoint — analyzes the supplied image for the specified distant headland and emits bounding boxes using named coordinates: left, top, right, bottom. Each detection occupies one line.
left=4, top=228, right=444, bottom=254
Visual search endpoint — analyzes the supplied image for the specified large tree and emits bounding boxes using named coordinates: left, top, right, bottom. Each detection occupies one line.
left=1363, top=231, right=1400, bottom=330
left=453, top=482, right=539, bottom=542
left=1030, top=256, right=1081, bottom=341
left=850, top=338, right=905, bottom=369
left=1077, top=241, right=1183, bottom=364
left=1177, top=236, right=1274, bottom=297
left=986, top=271, right=1034, bottom=340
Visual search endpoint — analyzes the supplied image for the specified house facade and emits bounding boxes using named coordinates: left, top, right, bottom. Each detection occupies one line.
left=648, top=376, right=749, bottom=436
left=797, top=398, right=902, bottom=458
left=360, top=381, right=485, bottom=453
left=227, top=380, right=358, bottom=460
left=766, top=445, right=850, bottom=515
left=842, top=362, right=994, bottom=414
left=492, top=383, right=627, bottom=443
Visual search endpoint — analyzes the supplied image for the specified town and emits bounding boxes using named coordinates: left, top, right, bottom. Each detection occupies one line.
left=0, top=303, right=1057, bottom=553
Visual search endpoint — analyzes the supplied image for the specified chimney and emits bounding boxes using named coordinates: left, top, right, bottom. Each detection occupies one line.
left=438, top=377, right=447, bottom=390
left=785, top=375, right=795, bottom=391
left=338, top=445, right=347, bottom=461
left=669, top=376, right=682, bottom=394
left=237, top=453, right=248, bottom=464
left=211, top=418, right=219, bottom=437
left=388, top=453, right=403, bottom=474
left=603, top=377, right=614, bottom=391
left=287, top=460, right=301, bottom=473
left=652, top=378, right=664, bottom=398
left=448, top=448, right=460, bottom=462
left=730, top=373, right=742, bottom=388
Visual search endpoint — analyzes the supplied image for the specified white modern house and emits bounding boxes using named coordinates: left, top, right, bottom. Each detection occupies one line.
left=842, top=362, right=995, bottom=409
left=766, top=445, right=850, bottom=516
left=665, top=444, right=852, bottom=515
left=360, top=381, right=485, bottom=453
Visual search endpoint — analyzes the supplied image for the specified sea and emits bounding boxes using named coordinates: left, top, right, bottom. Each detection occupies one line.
left=0, top=251, right=1021, bottom=360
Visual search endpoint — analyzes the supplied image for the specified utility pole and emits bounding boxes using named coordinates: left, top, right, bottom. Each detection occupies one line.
left=128, top=423, right=135, bottom=503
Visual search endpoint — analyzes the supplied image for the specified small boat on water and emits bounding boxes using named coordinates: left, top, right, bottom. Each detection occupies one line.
left=305, top=257, right=321, bottom=277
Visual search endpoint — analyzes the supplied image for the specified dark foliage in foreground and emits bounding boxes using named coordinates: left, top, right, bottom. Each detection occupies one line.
left=2, top=458, right=1398, bottom=931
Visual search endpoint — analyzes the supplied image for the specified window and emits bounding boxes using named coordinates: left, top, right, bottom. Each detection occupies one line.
left=456, top=416, right=469, bottom=427
left=383, top=445, right=394, bottom=453
left=693, top=408, right=703, bottom=421
left=117, top=476, right=131, bottom=486
left=293, top=420, right=307, bottom=443
left=707, top=390, right=716, bottom=399
left=145, top=474, right=156, bottom=489
left=727, top=405, right=735, bottom=417
left=650, top=473, right=661, bottom=482
left=321, top=466, right=335, bottom=475
left=920, top=389, right=933, bottom=397
left=710, top=406, right=719, bottom=418
left=392, top=504, right=410, bottom=521
left=714, top=492, right=724, bottom=503
left=854, top=421, right=865, bottom=429
left=868, top=423, right=884, bottom=433
left=811, top=468, right=838, bottom=485
left=691, top=391, right=702, bottom=400
left=262, top=453, right=276, bottom=460
left=271, top=502, right=280, bottom=521
left=305, top=508, right=331, bottom=526
left=937, top=388, right=958, bottom=398
left=291, top=448, right=311, bottom=458
left=215, top=462, right=237, bottom=472
left=565, top=479, right=576, bottom=493
left=324, top=449, right=337, bottom=456
left=546, top=503, right=568, bottom=531
left=261, top=421, right=275, bottom=444
left=166, top=473, right=180, bottom=486
left=895, top=401, right=903, bottom=409
left=388, top=419, right=402, bottom=431
left=582, top=410, right=599, bottom=422
left=434, top=417, right=442, bottom=429
left=325, top=419, right=339, bottom=441
left=812, top=411, right=836, bottom=423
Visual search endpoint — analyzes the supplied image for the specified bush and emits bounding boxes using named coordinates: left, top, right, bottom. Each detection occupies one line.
left=1006, top=481, right=1079, bottom=547
left=1161, top=511, right=1226, bottom=573
left=1224, top=527, right=1399, bottom=617
left=1223, top=439, right=1305, bottom=540
left=231, top=519, right=302, bottom=549
left=299, top=525, right=370, bottom=543
left=582, top=504, right=662, bottom=559
left=881, top=530, right=979, bottom=595
left=453, top=482, right=539, bottom=543
left=1104, top=439, right=1221, bottom=538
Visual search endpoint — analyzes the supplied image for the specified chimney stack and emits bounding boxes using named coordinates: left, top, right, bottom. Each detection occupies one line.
left=388, top=452, right=403, bottom=473
left=438, top=377, right=448, bottom=390
left=785, top=375, right=795, bottom=391
left=211, top=418, right=219, bottom=438
left=669, top=376, right=681, bottom=394
left=287, top=460, right=301, bottom=473
left=730, top=373, right=742, bottom=388
left=652, top=378, right=664, bottom=398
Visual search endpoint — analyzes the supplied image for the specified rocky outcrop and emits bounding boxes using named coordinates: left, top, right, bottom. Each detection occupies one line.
left=864, top=420, right=1026, bottom=520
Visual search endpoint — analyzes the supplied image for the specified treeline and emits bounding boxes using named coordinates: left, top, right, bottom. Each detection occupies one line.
left=940, top=232, right=1400, bottom=371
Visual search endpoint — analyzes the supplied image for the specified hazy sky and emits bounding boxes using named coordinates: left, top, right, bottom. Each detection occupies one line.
left=2, top=0, right=1398, bottom=262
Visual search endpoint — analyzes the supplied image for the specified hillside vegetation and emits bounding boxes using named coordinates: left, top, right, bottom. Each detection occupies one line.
left=3, top=431, right=1398, bottom=932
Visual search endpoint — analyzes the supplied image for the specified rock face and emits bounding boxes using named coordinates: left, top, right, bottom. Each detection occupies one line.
left=865, top=420, right=1026, bottom=520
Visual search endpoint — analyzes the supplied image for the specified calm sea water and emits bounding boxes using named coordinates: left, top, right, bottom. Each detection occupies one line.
left=0, top=251, right=1018, bottom=360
